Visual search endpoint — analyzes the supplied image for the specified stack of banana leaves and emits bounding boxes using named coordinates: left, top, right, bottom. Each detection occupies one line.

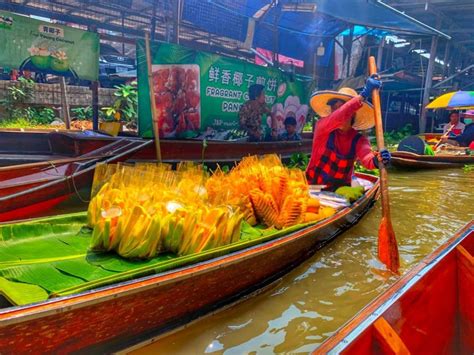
left=0, top=155, right=344, bottom=307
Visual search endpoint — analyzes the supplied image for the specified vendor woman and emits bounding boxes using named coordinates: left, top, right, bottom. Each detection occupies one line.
left=306, top=76, right=390, bottom=191
left=239, top=84, right=272, bottom=142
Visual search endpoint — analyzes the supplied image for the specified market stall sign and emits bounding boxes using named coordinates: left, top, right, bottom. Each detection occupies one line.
left=0, top=11, right=99, bottom=81
left=137, top=40, right=309, bottom=139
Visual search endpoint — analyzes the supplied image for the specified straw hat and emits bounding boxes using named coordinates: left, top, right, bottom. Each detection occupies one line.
left=310, top=87, right=375, bottom=130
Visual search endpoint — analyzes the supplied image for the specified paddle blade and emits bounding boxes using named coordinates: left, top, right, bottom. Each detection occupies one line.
left=378, top=216, right=400, bottom=274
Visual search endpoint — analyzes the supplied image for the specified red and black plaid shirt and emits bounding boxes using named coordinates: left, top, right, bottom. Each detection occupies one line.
left=307, top=131, right=362, bottom=190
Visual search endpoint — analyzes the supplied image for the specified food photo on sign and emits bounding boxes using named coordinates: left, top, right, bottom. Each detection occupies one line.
left=151, top=64, right=201, bottom=138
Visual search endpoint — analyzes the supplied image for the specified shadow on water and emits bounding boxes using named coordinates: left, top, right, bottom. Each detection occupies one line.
left=131, top=168, right=473, bottom=355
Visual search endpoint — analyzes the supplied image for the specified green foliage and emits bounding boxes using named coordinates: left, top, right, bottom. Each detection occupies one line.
left=463, top=164, right=474, bottom=173
left=0, top=212, right=315, bottom=305
left=302, top=121, right=313, bottom=132
left=1, top=78, right=35, bottom=119
left=30, top=107, right=57, bottom=125
left=0, top=108, right=57, bottom=127
left=71, top=106, right=93, bottom=121
left=383, top=124, right=413, bottom=146
left=287, top=152, right=310, bottom=170
left=102, top=81, right=138, bottom=123
left=354, top=162, right=380, bottom=176
left=0, top=118, right=37, bottom=128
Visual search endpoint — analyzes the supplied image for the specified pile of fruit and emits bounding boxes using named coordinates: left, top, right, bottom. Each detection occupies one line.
left=87, top=155, right=336, bottom=260
left=88, top=162, right=242, bottom=259
left=206, top=155, right=336, bottom=229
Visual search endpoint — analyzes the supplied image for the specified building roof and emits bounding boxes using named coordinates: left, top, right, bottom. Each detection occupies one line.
left=0, top=0, right=450, bottom=64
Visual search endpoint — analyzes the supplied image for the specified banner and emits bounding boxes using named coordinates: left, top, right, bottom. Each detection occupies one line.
left=0, top=11, right=99, bottom=81
left=137, top=40, right=309, bottom=139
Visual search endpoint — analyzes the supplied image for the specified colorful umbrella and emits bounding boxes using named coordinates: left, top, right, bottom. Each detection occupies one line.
left=426, top=91, right=474, bottom=109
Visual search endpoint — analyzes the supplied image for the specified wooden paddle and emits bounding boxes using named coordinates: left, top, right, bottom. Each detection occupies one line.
left=369, top=56, right=400, bottom=274
left=433, top=124, right=454, bottom=150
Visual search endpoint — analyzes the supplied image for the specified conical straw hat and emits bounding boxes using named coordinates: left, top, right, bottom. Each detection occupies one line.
left=310, top=87, right=375, bottom=130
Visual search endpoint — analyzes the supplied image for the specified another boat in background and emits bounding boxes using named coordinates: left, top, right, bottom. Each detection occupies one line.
left=0, top=130, right=313, bottom=167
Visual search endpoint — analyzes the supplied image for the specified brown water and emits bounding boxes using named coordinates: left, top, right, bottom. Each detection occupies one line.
left=131, top=168, right=473, bottom=355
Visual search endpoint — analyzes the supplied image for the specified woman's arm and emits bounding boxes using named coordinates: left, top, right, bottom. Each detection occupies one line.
left=316, top=96, right=363, bottom=133
left=356, top=135, right=377, bottom=169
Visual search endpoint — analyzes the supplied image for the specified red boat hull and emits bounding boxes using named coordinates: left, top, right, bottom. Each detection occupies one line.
left=0, top=130, right=313, bottom=166
left=0, top=174, right=379, bottom=353
left=317, top=221, right=474, bottom=354
left=0, top=139, right=152, bottom=222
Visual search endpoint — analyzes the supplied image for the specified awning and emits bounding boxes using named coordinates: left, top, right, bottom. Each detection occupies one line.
left=182, top=0, right=450, bottom=62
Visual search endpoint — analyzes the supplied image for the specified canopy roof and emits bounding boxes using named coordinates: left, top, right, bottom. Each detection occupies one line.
left=0, top=0, right=449, bottom=63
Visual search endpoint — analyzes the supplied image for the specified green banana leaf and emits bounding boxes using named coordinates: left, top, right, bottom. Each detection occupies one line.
left=0, top=213, right=316, bottom=306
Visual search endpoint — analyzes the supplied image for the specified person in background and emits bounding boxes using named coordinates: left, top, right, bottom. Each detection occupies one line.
left=442, top=120, right=474, bottom=149
left=279, top=116, right=301, bottom=141
left=9, top=69, right=18, bottom=81
left=443, top=111, right=465, bottom=136
left=306, top=76, right=390, bottom=191
left=239, top=84, right=272, bottom=142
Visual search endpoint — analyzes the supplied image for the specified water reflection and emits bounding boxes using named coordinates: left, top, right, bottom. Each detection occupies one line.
left=132, top=168, right=473, bottom=354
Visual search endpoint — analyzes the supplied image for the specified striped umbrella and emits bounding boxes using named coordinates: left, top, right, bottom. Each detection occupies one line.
left=426, top=91, right=474, bottom=109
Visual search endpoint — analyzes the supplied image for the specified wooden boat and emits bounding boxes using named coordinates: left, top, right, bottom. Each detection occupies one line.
left=391, top=151, right=474, bottom=169
left=316, top=220, right=474, bottom=354
left=0, top=173, right=379, bottom=353
left=0, top=138, right=152, bottom=222
left=0, top=130, right=313, bottom=167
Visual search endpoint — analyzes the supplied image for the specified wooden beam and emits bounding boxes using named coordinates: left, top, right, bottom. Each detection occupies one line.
left=419, top=15, right=441, bottom=133
left=59, top=77, right=71, bottom=130
left=373, top=317, right=411, bottom=355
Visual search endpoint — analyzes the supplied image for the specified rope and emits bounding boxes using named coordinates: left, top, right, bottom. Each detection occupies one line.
left=70, top=171, right=90, bottom=203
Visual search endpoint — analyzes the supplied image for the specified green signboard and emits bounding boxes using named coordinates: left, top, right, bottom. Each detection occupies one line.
left=0, top=11, right=99, bottom=81
left=137, top=40, right=309, bottom=139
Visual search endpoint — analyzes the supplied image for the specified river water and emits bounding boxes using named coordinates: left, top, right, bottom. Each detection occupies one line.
left=131, top=167, right=473, bottom=354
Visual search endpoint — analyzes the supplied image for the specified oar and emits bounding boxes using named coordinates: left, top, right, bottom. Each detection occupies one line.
left=433, top=124, right=454, bottom=150
left=368, top=56, right=400, bottom=274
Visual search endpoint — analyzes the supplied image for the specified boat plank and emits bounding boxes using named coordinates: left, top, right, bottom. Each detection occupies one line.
left=373, top=317, right=410, bottom=355
left=388, top=253, right=457, bottom=354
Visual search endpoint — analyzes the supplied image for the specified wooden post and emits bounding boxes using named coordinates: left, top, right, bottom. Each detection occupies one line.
left=173, top=0, right=182, bottom=45
left=377, top=37, right=384, bottom=70
left=91, top=81, right=99, bottom=131
left=59, top=77, right=71, bottom=129
left=145, top=33, right=162, bottom=163
left=88, top=24, right=100, bottom=131
left=151, top=2, right=157, bottom=41
left=419, top=35, right=439, bottom=133
left=442, top=40, right=450, bottom=78
left=346, top=26, right=354, bottom=78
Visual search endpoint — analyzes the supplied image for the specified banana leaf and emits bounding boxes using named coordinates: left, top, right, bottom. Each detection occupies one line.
left=0, top=213, right=316, bottom=306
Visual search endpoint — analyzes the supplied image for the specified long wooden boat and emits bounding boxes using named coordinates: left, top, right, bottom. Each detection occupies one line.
left=316, top=220, right=474, bottom=354
left=0, top=173, right=379, bottom=353
left=0, top=130, right=313, bottom=167
left=391, top=151, right=474, bottom=169
left=0, top=138, right=152, bottom=222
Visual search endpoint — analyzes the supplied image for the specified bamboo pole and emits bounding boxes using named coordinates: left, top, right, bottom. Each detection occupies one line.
left=59, top=77, right=71, bottom=129
left=144, top=32, right=162, bottom=163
